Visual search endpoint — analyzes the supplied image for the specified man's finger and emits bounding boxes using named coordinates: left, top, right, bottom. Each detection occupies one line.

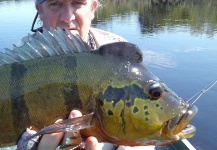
left=85, top=136, right=99, bottom=150
left=38, top=119, right=64, bottom=150
left=61, top=110, right=82, bottom=144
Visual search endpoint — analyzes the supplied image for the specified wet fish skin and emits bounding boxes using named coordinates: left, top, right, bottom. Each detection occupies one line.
left=0, top=28, right=197, bottom=147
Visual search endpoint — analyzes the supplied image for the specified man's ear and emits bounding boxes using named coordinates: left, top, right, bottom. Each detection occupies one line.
left=35, top=3, right=44, bottom=20
left=35, top=3, right=40, bottom=11
left=91, top=0, right=99, bottom=12
left=90, top=0, right=99, bottom=20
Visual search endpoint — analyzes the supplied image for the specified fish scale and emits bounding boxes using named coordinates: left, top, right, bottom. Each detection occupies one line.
left=0, top=28, right=197, bottom=148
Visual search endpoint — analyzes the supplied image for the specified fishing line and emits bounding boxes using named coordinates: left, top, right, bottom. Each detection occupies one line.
left=187, top=79, right=217, bottom=105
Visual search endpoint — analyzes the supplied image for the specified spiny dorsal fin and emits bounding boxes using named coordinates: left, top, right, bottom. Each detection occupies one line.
left=0, top=27, right=92, bottom=66
left=98, top=42, right=143, bottom=63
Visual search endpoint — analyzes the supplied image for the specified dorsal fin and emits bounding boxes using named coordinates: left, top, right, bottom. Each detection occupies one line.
left=98, top=42, right=143, bottom=63
left=0, top=27, right=92, bottom=66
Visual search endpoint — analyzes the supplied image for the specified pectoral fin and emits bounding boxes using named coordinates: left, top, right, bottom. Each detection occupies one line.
left=25, top=112, right=95, bottom=141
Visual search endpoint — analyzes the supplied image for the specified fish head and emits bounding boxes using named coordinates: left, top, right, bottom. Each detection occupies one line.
left=94, top=50, right=198, bottom=146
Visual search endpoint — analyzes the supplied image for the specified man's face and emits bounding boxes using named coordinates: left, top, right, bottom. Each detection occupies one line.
left=37, top=0, right=98, bottom=41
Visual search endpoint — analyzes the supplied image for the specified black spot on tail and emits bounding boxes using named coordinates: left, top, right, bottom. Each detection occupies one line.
left=9, top=63, right=30, bottom=131
left=102, top=84, right=148, bottom=107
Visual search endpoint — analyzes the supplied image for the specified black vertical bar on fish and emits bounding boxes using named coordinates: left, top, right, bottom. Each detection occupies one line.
left=63, top=55, right=83, bottom=113
left=9, top=63, right=31, bottom=133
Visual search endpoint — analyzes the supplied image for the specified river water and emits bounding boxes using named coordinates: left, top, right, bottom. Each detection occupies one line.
left=0, top=0, right=217, bottom=149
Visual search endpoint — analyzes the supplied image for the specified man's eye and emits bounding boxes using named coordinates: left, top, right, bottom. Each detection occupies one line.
left=49, top=2, right=61, bottom=7
left=72, top=1, right=85, bottom=7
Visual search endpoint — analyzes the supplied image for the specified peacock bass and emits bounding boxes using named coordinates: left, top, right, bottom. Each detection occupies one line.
left=0, top=28, right=198, bottom=148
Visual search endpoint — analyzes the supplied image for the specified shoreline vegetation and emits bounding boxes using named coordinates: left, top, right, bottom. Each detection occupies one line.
left=93, top=0, right=217, bottom=37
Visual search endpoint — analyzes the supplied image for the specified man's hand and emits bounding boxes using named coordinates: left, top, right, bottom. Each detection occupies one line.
left=38, top=110, right=99, bottom=150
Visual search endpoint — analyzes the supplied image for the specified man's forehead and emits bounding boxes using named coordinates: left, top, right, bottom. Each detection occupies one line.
left=38, top=0, right=88, bottom=3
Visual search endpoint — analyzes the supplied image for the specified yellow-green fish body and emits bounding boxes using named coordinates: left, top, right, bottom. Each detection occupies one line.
left=0, top=28, right=197, bottom=147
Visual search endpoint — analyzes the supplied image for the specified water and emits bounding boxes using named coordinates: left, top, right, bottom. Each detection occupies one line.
left=0, top=0, right=217, bottom=149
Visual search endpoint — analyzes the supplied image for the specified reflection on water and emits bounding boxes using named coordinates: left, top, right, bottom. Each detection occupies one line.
left=93, top=0, right=217, bottom=38
left=0, top=0, right=36, bottom=50
left=143, top=50, right=176, bottom=68
left=1, top=0, right=217, bottom=150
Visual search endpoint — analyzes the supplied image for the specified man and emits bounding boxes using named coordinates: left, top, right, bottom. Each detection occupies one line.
left=17, top=0, right=126, bottom=149
left=18, top=0, right=126, bottom=49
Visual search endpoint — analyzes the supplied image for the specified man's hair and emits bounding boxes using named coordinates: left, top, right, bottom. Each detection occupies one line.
left=36, top=0, right=45, bottom=4
left=36, top=0, right=100, bottom=4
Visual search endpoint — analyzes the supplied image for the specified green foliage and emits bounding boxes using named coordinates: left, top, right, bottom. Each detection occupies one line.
left=93, top=0, right=217, bottom=36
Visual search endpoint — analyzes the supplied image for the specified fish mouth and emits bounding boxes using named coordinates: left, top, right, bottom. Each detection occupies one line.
left=163, top=104, right=198, bottom=140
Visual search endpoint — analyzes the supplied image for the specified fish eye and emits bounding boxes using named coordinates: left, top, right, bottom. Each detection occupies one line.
left=149, top=81, right=163, bottom=100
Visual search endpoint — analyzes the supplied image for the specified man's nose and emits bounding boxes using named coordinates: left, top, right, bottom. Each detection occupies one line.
left=60, top=6, right=75, bottom=23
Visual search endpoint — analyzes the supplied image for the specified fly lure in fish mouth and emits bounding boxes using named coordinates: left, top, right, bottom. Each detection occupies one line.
left=165, top=79, right=217, bottom=140
left=187, top=79, right=217, bottom=105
